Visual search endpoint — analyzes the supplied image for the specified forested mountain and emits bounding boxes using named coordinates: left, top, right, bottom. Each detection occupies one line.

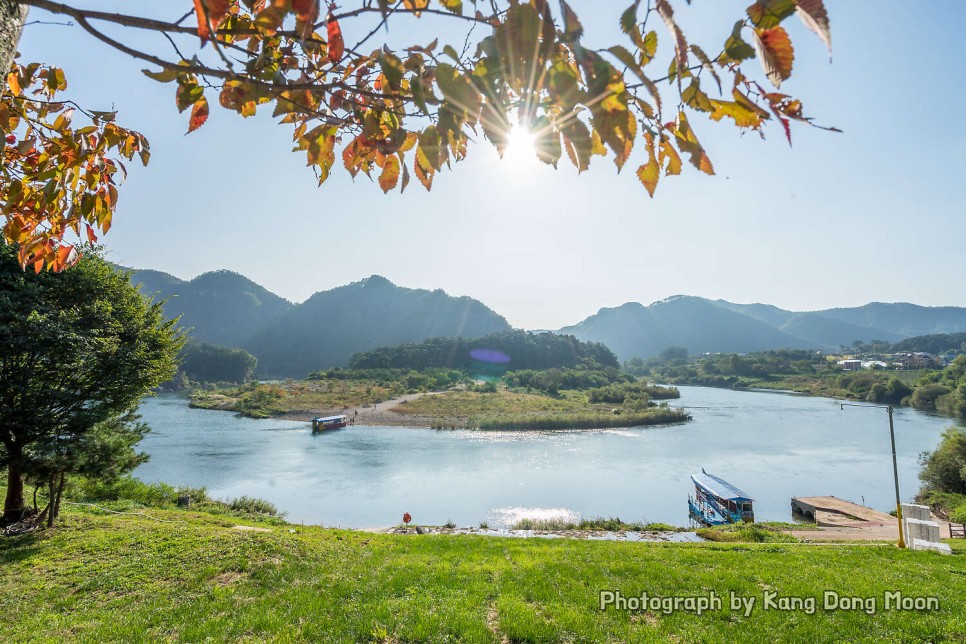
left=350, top=330, right=618, bottom=372
left=560, top=297, right=966, bottom=361
left=559, top=297, right=818, bottom=361
left=122, top=265, right=966, bottom=372
left=127, top=268, right=293, bottom=349
left=246, top=276, right=512, bottom=376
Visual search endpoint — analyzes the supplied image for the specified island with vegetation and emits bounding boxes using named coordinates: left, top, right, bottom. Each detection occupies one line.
left=191, top=331, right=690, bottom=430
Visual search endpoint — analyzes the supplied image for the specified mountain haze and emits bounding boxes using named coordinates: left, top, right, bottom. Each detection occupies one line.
left=246, top=275, right=512, bottom=376
left=559, top=297, right=966, bottom=361
left=559, top=296, right=818, bottom=360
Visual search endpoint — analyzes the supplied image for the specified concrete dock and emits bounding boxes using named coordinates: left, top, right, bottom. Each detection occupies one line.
left=791, top=496, right=895, bottom=527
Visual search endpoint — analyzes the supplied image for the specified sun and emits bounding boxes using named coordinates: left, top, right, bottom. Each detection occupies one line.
left=501, top=122, right=538, bottom=169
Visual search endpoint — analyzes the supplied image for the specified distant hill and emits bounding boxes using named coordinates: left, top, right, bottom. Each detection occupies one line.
left=559, top=296, right=818, bottom=360
left=559, top=297, right=966, bottom=361
left=126, top=268, right=293, bottom=349
left=245, top=275, right=512, bottom=376
left=816, top=303, right=966, bottom=338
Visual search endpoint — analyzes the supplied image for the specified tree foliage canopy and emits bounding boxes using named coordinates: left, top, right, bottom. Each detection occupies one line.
left=3, top=0, right=834, bottom=268
left=0, top=243, right=183, bottom=522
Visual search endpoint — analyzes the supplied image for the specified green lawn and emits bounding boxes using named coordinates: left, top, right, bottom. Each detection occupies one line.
left=2, top=506, right=965, bottom=642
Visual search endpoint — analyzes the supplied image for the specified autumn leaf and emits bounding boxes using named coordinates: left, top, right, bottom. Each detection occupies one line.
left=6, top=72, right=21, bottom=96
left=796, top=0, right=832, bottom=59
left=188, top=97, right=209, bottom=133
left=192, top=0, right=232, bottom=43
left=753, top=26, right=794, bottom=88
left=403, top=0, right=430, bottom=17
left=637, top=159, right=659, bottom=197
left=379, top=155, right=401, bottom=193
left=327, top=13, right=345, bottom=63
left=293, top=0, right=320, bottom=40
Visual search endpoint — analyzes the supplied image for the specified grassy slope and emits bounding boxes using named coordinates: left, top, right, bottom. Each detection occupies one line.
left=2, top=507, right=965, bottom=642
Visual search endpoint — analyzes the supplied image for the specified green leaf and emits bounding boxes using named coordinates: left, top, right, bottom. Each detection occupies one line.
left=142, top=68, right=181, bottom=83
left=747, top=0, right=797, bottom=29
left=378, top=53, right=405, bottom=91
left=722, top=21, right=756, bottom=63
left=442, top=45, right=461, bottom=63
left=639, top=31, right=658, bottom=66
left=681, top=80, right=713, bottom=112
left=620, top=1, right=641, bottom=35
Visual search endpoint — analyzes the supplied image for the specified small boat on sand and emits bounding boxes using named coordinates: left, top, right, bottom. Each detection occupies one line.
left=312, top=414, right=348, bottom=432
left=688, top=468, right=755, bottom=526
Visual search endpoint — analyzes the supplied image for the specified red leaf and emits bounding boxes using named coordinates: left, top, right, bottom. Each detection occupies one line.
left=86, top=225, right=98, bottom=244
left=327, top=13, right=345, bottom=63
left=188, top=97, right=210, bottom=133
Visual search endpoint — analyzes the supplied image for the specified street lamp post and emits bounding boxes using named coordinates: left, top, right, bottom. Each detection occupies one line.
left=840, top=402, right=906, bottom=549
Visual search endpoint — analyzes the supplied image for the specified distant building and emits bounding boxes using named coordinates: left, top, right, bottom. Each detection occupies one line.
left=894, top=352, right=941, bottom=369
left=837, top=359, right=863, bottom=371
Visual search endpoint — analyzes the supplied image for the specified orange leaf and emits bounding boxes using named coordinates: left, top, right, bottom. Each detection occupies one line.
left=189, top=97, right=210, bottom=133
left=86, top=225, right=98, bottom=244
left=754, top=26, right=794, bottom=88
left=193, top=0, right=232, bottom=43
left=327, top=13, right=345, bottom=63
left=378, top=155, right=400, bottom=193
left=6, top=72, right=21, bottom=96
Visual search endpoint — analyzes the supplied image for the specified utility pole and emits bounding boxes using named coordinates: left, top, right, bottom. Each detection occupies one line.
left=841, top=402, right=906, bottom=548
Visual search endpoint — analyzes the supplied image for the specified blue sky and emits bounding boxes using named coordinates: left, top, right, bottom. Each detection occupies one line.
left=16, top=1, right=966, bottom=329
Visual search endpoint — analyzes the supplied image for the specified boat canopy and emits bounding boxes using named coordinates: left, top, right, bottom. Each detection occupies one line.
left=691, top=471, right=754, bottom=502
left=315, top=415, right=347, bottom=423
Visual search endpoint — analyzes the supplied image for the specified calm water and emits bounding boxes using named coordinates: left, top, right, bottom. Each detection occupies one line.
left=134, top=387, right=959, bottom=528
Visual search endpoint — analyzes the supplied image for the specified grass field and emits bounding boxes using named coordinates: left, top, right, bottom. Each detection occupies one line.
left=190, top=380, right=399, bottom=418
left=2, top=504, right=965, bottom=642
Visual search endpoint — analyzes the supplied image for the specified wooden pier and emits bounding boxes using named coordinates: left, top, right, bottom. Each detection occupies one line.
left=790, top=496, right=894, bottom=527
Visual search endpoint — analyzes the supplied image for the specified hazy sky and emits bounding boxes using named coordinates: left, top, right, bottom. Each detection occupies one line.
left=17, top=1, right=966, bottom=329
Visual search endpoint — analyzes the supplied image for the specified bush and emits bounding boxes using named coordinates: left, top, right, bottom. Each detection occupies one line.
left=918, top=428, right=966, bottom=496
left=227, top=495, right=282, bottom=517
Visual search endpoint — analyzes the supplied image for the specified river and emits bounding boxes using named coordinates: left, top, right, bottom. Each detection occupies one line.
left=133, top=387, right=959, bottom=529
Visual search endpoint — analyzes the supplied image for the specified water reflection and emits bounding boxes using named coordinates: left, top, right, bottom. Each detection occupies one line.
left=135, top=387, right=958, bottom=528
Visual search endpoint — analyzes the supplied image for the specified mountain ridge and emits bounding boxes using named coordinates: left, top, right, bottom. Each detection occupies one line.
left=122, top=266, right=966, bottom=369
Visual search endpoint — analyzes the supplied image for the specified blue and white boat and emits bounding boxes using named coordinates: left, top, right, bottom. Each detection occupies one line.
left=688, top=469, right=755, bottom=526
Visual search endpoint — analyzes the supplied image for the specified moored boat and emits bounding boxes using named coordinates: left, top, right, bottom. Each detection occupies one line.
left=312, top=414, right=348, bottom=432
left=688, top=468, right=755, bottom=526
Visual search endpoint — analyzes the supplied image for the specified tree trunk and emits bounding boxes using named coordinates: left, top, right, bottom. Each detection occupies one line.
left=0, top=0, right=28, bottom=74
left=3, top=462, right=26, bottom=523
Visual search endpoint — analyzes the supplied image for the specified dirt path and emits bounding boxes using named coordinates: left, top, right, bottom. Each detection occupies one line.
left=277, top=391, right=445, bottom=427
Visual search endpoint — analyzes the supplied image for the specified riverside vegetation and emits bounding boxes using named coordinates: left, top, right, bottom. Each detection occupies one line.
left=191, top=331, right=690, bottom=430
left=634, top=346, right=966, bottom=418
left=1, top=477, right=964, bottom=642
